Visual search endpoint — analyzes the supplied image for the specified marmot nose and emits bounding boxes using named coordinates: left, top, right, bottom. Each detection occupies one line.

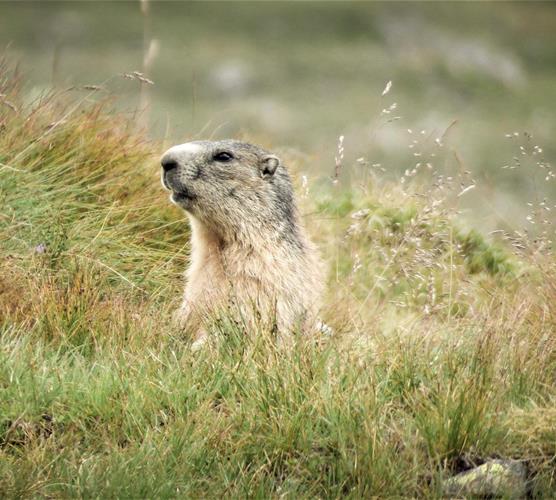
left=161, top=157, right=178, bottom=172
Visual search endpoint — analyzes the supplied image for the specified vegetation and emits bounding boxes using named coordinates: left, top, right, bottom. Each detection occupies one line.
left=1, top=61, right=555, bottom=498
left=1, top=2, right=555, bottom=228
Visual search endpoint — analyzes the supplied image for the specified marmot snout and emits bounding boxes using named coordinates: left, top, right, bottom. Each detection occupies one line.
left=160, top=140, right=324, bottom=342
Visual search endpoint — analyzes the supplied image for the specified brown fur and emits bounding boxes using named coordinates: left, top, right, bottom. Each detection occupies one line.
left=160, top=140, right=324, bottom=344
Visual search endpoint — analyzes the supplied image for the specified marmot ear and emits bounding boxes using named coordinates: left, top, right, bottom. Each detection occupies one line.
left=259, top=155, right=280, bottom=179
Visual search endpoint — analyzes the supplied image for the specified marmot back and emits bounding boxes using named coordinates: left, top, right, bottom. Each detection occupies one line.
left=160, top=140, right=324, bottom=344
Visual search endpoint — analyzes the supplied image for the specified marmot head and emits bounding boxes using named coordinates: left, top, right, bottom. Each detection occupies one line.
left=160, top=140, right=300, bottom=245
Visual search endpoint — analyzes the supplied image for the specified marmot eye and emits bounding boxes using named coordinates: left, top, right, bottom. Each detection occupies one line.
left=213, top=151, right=234, bottom=162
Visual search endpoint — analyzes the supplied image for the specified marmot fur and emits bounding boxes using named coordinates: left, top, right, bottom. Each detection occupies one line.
left=160, top=140, right=324, bottom=343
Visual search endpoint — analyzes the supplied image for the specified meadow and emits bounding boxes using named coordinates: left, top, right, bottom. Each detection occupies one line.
left=1, top=2, right=556, bottom=229
left=1, top=50, right=555, bottom=497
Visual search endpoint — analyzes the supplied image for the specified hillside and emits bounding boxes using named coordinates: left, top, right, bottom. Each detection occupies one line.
left=2, top=1, right=556, bottom=230
left=1, top=63, right=555, bottom=497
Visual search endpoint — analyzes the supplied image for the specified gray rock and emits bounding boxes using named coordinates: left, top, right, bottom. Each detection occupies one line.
left=442, top=459, right=527, bottom=498
left=208, top=61, right=253, bottom=96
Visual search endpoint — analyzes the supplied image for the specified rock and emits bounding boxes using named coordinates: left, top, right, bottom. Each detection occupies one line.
left=208, top=61, right=253, bottom=96
left=442, top=459, right=527, bottom=498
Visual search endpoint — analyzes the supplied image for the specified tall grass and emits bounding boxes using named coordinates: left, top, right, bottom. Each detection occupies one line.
left=1, top=61, right=555, bottom=497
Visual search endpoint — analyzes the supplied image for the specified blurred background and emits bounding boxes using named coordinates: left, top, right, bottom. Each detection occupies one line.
left=1, top=1, right=555, bottom=232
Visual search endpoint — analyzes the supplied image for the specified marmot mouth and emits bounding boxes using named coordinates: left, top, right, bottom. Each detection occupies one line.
left=171, top=190, right=196, bottom=203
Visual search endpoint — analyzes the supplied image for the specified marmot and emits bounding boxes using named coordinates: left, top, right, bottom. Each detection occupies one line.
left=160, top=140, right=324, bottom=344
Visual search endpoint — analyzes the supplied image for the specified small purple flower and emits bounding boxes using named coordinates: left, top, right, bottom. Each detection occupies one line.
left=34, top=243, right=47, bottom=254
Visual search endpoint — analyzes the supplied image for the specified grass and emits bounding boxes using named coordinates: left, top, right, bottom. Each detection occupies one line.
left=1, top=61, right=556, bottom=497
